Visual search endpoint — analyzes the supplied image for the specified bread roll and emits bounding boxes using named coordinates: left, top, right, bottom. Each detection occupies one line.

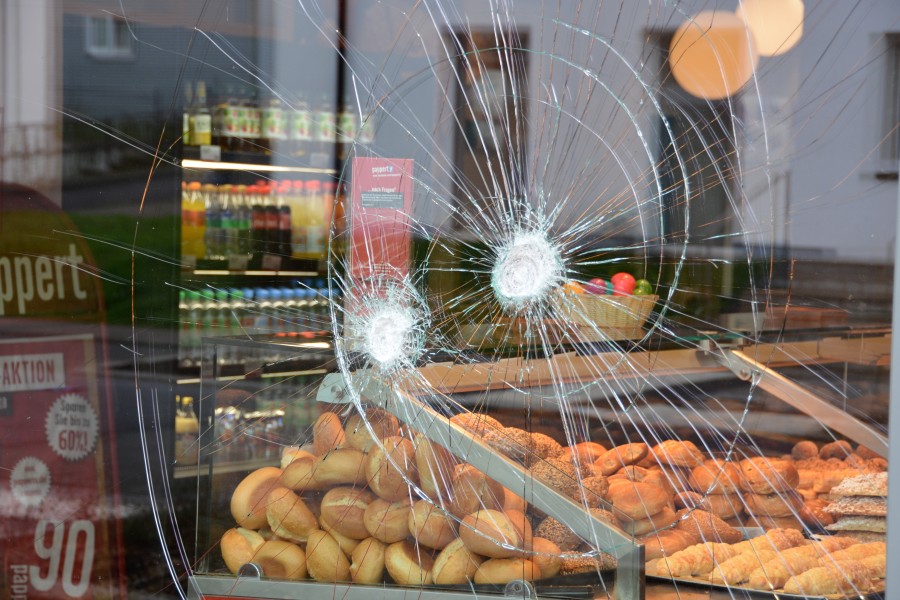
left=408, top=500, right=457, bottom=549
left=502, top=486, right=527, bottom=513
left=504, top=509, right=534, bottom=552
left=651, top=440, right=705, bottom=468
left=534, top=516, right=580, bottom=551
left=344, top=407, right=399, bottom=452
left=414, top=434, right=457, bottom=501
left=253, top=540, right=307, bottom=580
left=618, top=505, right=677, bottom=536
left=459, top=509, right=522, bottom=558
left=432, top=538, right=483, bottom=585
left=819, top=440, right=853, bottom=460
left=531, top=457, right=580, bottom=497
left=675, top=490, right=743, bottom=520
left=313, top=412, right=346, bottom=455
left=594, top=443, right=649, bottom=476
left=690, top=459, right=742, bottom=495
left=607, top=480, right=670, bottom=520
left=220, top=527, right=265, bottom=574
left=320, top=516, right=361, bottom=555
left=384, top=540, right=434, bottom=585
left=448, top=464, right=504, bottom=518
left=474, top=558, right=541, bottom=584
left=791, top=440, right=819, bottom=460
left=528, top=537, right=563, bottom=579
left=449, top=412, right=502, bottom=437
left=280, top=446, right=315, bottom=469
left=312, top=447, right=367, bottom=487
left=483, top=427, right=534, bottom=464
left=306, top=529, right=351, bottom=582
left=639, top=529, right=698, bottom=561
left=349, top=537, right=385, bottom=584
left=231, top=467, right=283, bottom=529
left=266, top=486, right=319, bottom=543
left=530, top=432, right=564, bottom=463
left=567, top=441, right=608, bottom=466
left=744, top=491, right=804, bottom=518
left=739, top=457, right=800, bottom=494
left=366, top=436, right=416, bottom=501
left=674, top=508, right=742, bottom=544
left=320, top=486, right=374, bottom=540
left=280, top=455, right=325, bottom=492
left=364, top=498, right=413, bottom=543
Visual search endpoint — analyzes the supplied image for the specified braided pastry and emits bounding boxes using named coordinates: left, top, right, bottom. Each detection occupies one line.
left=783, top=560, right=871, bottom=595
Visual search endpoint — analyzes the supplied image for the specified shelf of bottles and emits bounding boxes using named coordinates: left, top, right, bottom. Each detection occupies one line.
left=176, top=278, right=339, bottom=377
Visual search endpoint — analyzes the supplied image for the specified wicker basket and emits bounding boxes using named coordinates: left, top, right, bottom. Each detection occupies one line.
left=558, top=294, right=658, bottom=340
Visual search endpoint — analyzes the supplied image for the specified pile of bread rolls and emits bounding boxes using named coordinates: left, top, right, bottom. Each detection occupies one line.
left=221, top=408, right=625, bottom=586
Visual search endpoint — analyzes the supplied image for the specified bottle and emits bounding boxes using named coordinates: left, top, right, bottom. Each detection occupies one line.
left=290, top=93, right=313, bottom=158
left=185, top=290, right=205, bottom=367
left=183, top=182, right=206, bottom=260
left=188, top=81, right=212, bottom=147
left=201, top=289, right=219, bottom=342
left=253, top=288, right=272, bottom=337
left=232, top=184, right=252, bottom=258
left=250, top=184, right=268, bottom=258
left=290, top=180, right=308, bottom=257
left=174, top=395, right=200, bottom=465
left=314, top=94, right=335, bottom=157
left=219, top=184, right=236, bottom=258
left=240, top=287, right=256, bottom=338
left=202, top=184, right=222, bottom=260
left=337, top=104, right=357, bottom=160
left=216, top=85, right=242, bottom=151
left=182, top=82, right=193, bottom=146
left=261, top=96, right=288, bottom=154
left=275, top=182, right=293, bottom=257
left=246, top=92, right=262, bottom=152
left=263, top=184, right=280, bottom=256
left=305, top=179, right=325, bottom=257
left=269, top=288, right=285, bottom=337
left=323, top=180, right=337, bottom=246
left=177, top=290, right=191, bottom=368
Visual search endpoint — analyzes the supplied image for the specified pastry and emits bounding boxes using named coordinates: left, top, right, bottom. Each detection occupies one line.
left=344, top=408, right=399, bottom=452
left=791, top=440, right=818, bottom=460
left=639, top=529, right=699, bottom=561
left=349, top=537, right=386, bottom=584
left=534, top=516, right=581, bottom=551
left=824, top=495, right=887, bottom=516
left=830, top=472, right=888, bottom=497
left=655, top=542, right=739, bottom=577
left=607, top=480, right=670, bottom=521
left=818, top=440, right=853, bottom=460
left=366, top=435, right=416, bottom=501
left=449, top=412, right=502, bottom=437
left=651, top=440, right=705, bottom=468
left=674, top=508, right=742, bottom=544
left=571, top=475, right=610, bottom=508
left=384, top=540, right=434, bottom=585
left=231, top=466, right=283, bottom=529
left=414, top=434, right=457, bottom=501
left=220, top=527, right=265, bottom=574
left=448, top=464, right=504, bottom=518
left=619, top=506, right=677, bottom=537
left=689, top=459, right=742, bottom=495
left=459, top=509, right=522, bottom=558
left=363, top=498, right=412, bottom=543
left=743, top=491, right=804, bottom=518
left=558, top=553, right=617, bottom=574
left=312, top=412, right=346, bottom=455
left=483, top=427, right=533, bottom=464
left=827, top=541, right=886, bottom=562
left=826, top=515, right=887, bottom=533
left=783, top=560, right=871, bottom=595
left=265, top=486, right=319, bottom=543
left=306, top=529, right=352, bottom=582
left=528, top=537, right=563, bottom=579
left=408, top=500, right=457, bottom=549
left=531, top=457, right=580, bottom=497
left=319, top=486, right=374, bottom=540
left=252, top=540, right=308, bottom=580
left=567, top=441, right=608, bottom=465
left=474, top=558, right=541, bottom=584
left=311, top=447, right=367, bottom=487
left=432, top=538, right=483, bottom=584
left=594, top=443, right=649, bottom=476
left=738, top=457, right=799, bottom=495
left=530, top=432, right=564, bottom=462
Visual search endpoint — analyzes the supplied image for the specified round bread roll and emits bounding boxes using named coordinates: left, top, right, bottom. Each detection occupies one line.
left=280, top=446, right=315, bottom=469
left=674, top=508, right=742, bottom=544
left=349, top=537, right=386, bottom=584
left=448, top=464, right=504, bottom=518
left=320, top=516, right=361, bottom=555
left=618, top=505, right=677, bottom=537
left=675, top=490, right=742, bottom=520
left=432, top=538, right=484, bottom=585
left=253, top=540, right=308, bottom=580
left=594, top=443, right=649, bottom=476
left=364, top=498, right=413, bottom=543
left=530, top=433, right=564, bottom=463
left=690, top=459, right=742, bottom=495
left=344, top=408, right=399, bottom=452
left=607, top=481, right=669, bottom=521
left=459, top=509, right=522, bottom=558
left=221, top=527, right=265, bottom=574
left=449, top=412, right=503, bottom=437
left=306, top=529, right=351, bottom=582
left=320, top=487, right=374, bottom=540
left=791, top=440, right=819, bottom=460
left=567, top=441, right=608, bottom=466
left=414, top=434, right=457, bottom=501
left=474, top=558, right=541, bottom=584
left=751, top=514, right=804, bottom=531
left=483, top=427, right=533, bottom=464
left=651, top=440, right=705, bottom=468
left=572, top=475, right=609, bottom=508
left=534, top=516, right=580, bottom=552
left=313, top=412, right=346, bottom=456
left=609, top=465, right=650, bottom=483
left=531, top=457, right=580, bottom=497
left=854, top=444, right=881, bottom=460
left=266, top=486, right=319, bottom=543
left=743, top=491, right=804, bottom=518
left=366, top=436, right=417, bottom=501
left=502, top=486, right=527, bottom=513
left=504, top=509, right=533, bottom=552
left=280, top=455, right=325, bottom=492
left=819, top=440, right=853, bottom=460
left=384, top=540, right=434, bottom=585
left=312, top=447, right=367, bottom=487
left=528, top=537, right=563, bottom=579
left=639, top=529, right=699, bottom=561
left=739, top=457, right=799, bottom=494
left=409, top=500, right=457, bottom=549
left=231, top=467, right=283, bottom=529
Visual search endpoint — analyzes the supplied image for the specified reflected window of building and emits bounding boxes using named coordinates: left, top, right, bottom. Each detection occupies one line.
left=84, top=15, right=134, bottom=60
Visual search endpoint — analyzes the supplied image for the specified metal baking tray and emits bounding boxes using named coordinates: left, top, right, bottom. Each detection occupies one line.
left=646, top=572, right=885, bottom=600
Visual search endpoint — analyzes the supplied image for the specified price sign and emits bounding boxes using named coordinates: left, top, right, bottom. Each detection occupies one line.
left=0, top=337, right=124, bottom=599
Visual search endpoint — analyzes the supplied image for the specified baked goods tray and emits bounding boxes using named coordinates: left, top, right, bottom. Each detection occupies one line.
left=645, top=572, right=885, bottom=600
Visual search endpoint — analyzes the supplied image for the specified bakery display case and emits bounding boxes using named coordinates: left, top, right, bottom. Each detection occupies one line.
left=182, top=322, right=890, bottom=600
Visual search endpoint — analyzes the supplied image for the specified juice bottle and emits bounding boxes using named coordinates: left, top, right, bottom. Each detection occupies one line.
left=183, top=182, right=206, bottom=260
left=291, top=180, right=308, bottom=257
left=305, top=179, right=325, bottom=257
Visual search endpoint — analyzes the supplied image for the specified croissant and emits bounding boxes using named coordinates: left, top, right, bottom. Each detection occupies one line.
left=745, top=536, right=861, bottom=590
left=819, top=553, right=887, bottom=580
left=655, top=542, right=737, bottom=577
left=783, top=560, right=871, bottom=595
left=827, top=542, right=886, bottom=563
left=731, top=528, right=805, bottom=555
left=709, top=548, right=779, bottom=585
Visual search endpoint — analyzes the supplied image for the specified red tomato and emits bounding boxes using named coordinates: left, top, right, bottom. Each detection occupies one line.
left=610, top=272, right=636, bottom=295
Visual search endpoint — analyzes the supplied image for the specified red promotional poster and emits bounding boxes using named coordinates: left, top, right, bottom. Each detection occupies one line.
left=1, top=335, right=120, bottom=599
left=348, top=157, right=415, bottom=283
